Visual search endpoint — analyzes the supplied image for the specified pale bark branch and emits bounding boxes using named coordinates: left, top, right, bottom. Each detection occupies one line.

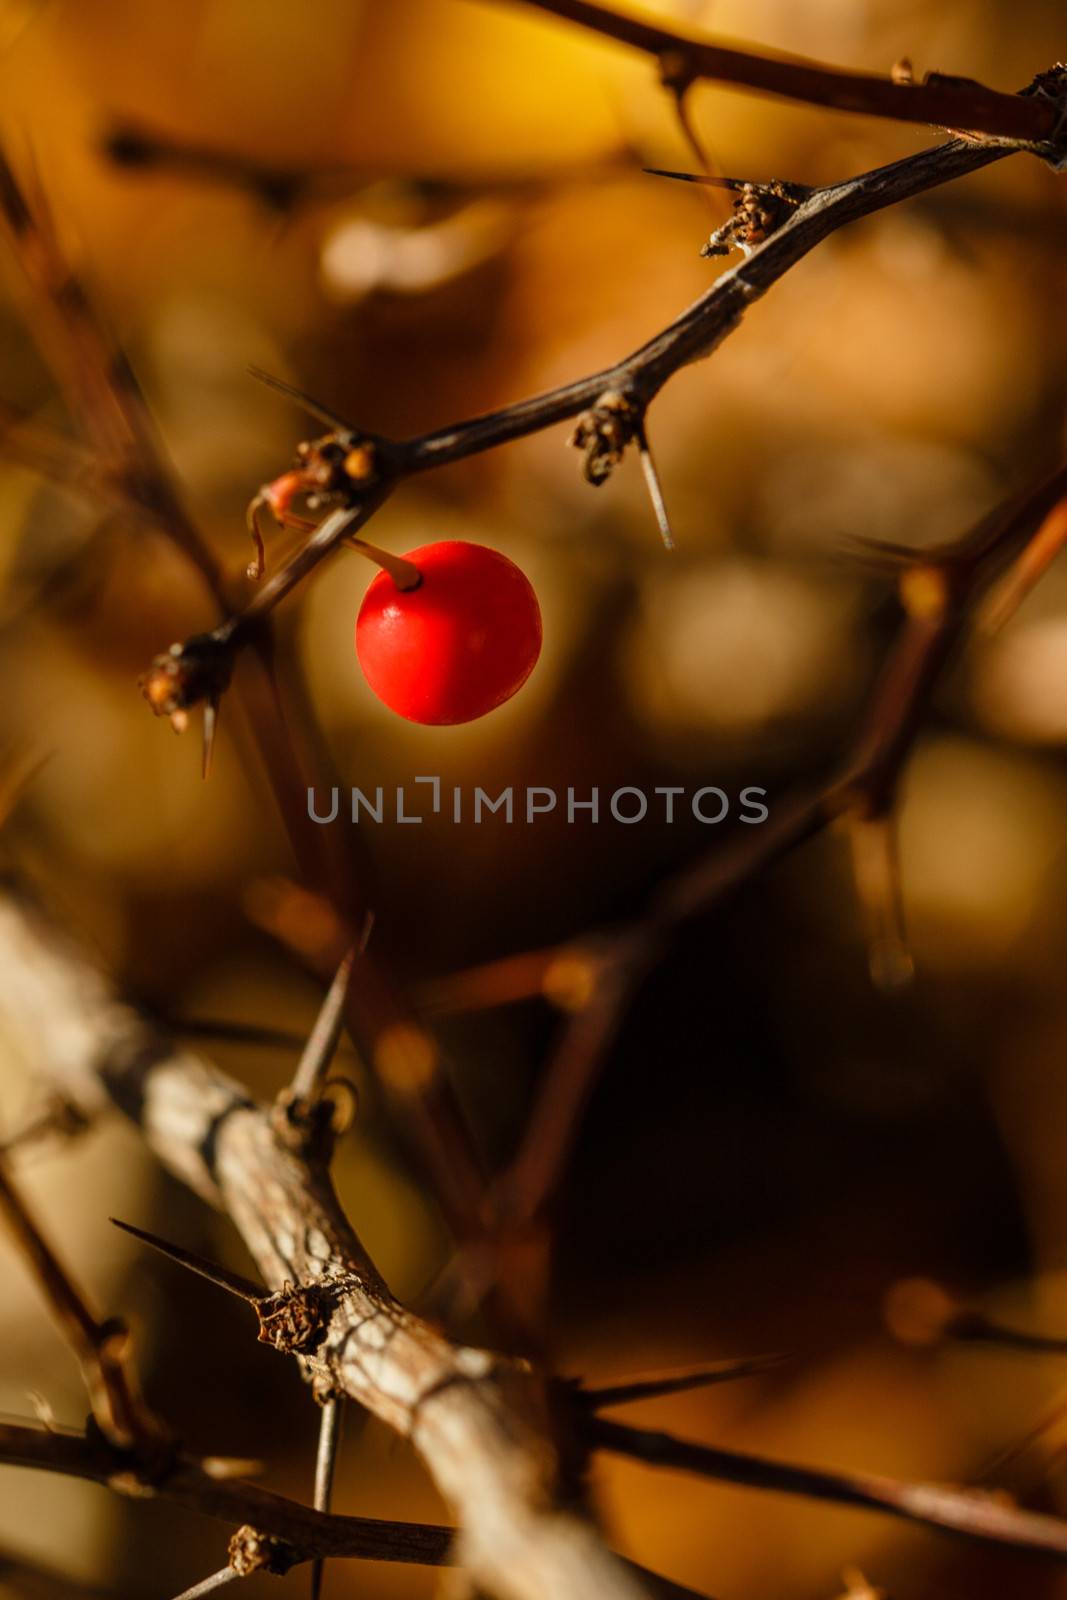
left=0, top=890, right=650, bottom=1600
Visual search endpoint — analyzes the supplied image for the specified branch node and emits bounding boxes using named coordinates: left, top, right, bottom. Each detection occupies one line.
left=271, top=941, right=362, bottom=1156
left=244, top=387, right=390, bottom=581
left=255, top=1282, right=332, bottom=1354
left=106, top=1468, right=159, bottom=1499
left=1020, top=64, right=1067, bottom=168
left=0, top=1090, right=91, bottom=1156
left=568, top=389, right=640, bottom=486
left=569, top=392, right=677, bottom=548
left=657, top=48, right=696, bottom=96
left=700, top=178, right=809, bottom=257
left=311, top=1369, right=343, bottom=1406
left=228, top=1526, right=299, bottom=1578
left=140, top=632, right=234, bottom=721
left=897, top=562, right=950, bottom=621
left=270, top=1080, right=357, bottom=1159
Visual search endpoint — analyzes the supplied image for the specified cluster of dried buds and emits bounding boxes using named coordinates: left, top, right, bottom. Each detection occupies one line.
left=139, top=631, right=233, bottom=731
left=139, top=630, right=234, bottom=774
left=229, top=1525, right=299, bottom=1578
left=568, top=389, right=642, bottom=485
left=247, top=430, right=379, bottom=580
left=702, top=178, right=809, bottom=258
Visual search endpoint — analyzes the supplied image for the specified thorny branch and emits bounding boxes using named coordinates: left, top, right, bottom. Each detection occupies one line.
left=591, top=1417, right=1067, bottom=1559
left=0, top=1128, right=451, bottom=1581
left=405, top=451, right=1067, bottom=1335
left=484, top=461, right=1067, bottom=1244
left=0, top=1157, right=166, bottom=1455
left=147, top=80, right=1067, bottom=710
left=8, top=895, right=1067, bottom=1595
left=0, top=146, right=494, bottom=1256
left=511, top=0, right=1063, bottom=141
left=0, top=890, right=655, bottom=1600
left=0, top=1419, right=453, bottom=1570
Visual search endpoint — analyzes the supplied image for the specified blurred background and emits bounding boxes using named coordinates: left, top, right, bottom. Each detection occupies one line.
left=1, top=0, right=1067, bottom=1596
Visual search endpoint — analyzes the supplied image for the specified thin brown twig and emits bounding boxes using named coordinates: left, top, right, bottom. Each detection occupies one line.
left=511, top=0, right=1061, bottom=140
left=99, top=118, right=638, bottom=209
left=0, top=145, right=493, bottom=1248
left=151, top=110, right=1065, bottom=691
left=363, top=460, right=1067, bottom=1325
left=591, top=1415, right=1067, bottom=1558
left=0, top=401, right=106, bottom=495
left=311, top=1397, right=343, bottom=1600
left=0, top=895, right=650, bottom=1600
left=487, top=460, right=1067, bottom=1245
left=0, top=1091, right=91, bottom=1158
left=581, top=1355, right=789, bottom=1409
left=0, top=1419, right=454, bottom=1567
left=0, top=1157, right=166, bottom=1453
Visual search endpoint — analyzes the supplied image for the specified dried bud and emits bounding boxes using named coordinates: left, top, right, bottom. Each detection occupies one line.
left=140, top=632, right=233, bottom=722
left=270, top=1086, right=341, bottom=1159
left=344, top=441, right=378, bottom=483
left=272, top=1078, right=359, bottom=1155
left=898, top=563, right=949, bottom=620
left=254, top=1282, right=331, bottom=1353
left=700, top=178, right=810, bottom=258
left=228, top=1526, right=298, bottom=1577
left=568, top=390, right=640, bottom=486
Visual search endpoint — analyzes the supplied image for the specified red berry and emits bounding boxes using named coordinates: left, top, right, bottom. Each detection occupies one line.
left=355, top=540, right=542, bottom=725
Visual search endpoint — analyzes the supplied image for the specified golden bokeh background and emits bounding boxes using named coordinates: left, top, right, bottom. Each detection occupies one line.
left=2, top=0, right=1067, bottom=1595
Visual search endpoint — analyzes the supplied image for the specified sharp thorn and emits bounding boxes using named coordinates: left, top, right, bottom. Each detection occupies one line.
left=310, top=1396, right=344, bottom=1600
left=310, top=1554, right=325, bottom=1600
left=643, top=166, right=738, bottom=189
left=949, top=1309, right=1067, bottom=1355
left=637, top=432, right=675, bottom=551
left=840, top=534, right=925, bottom=569
left=109, top=1219, right=265, bottom=1304
left=581, top=1353, right=788, bottom=1409
left=171, top=1569, right=239, bottom=1600
left=247, top=367, right=355, bottom=433
left=289, top=945, right=359, bottom=1101
left=202, top=696, right=219, bottom=781
left=27, top=1389, right=59, bottom=1430
left=847, top=813, right=914, bottom=993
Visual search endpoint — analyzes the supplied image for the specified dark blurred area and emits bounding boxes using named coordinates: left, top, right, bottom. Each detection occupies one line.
left=2, top=0, right=1067, bottom=1596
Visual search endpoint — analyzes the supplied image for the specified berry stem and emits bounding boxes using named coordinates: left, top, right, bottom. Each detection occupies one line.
left=344, top=535, right=421, bottom=591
